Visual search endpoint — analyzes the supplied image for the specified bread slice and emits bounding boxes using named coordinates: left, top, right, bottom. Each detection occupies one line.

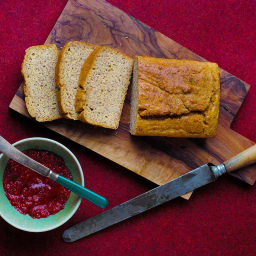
left=75, top=47, right=134, bottom=129
left=22, top=44, right=61, bottom=122
left=130, top=56, right=220, bottom=137
left=56, top=41, right=96, bottom=120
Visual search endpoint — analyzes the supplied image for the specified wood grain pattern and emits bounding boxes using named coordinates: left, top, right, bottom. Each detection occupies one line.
left=9, top=0, right=256, bottom=200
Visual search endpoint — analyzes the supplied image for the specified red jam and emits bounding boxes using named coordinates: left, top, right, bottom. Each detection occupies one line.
left=3, top=150, right=72, bottom=219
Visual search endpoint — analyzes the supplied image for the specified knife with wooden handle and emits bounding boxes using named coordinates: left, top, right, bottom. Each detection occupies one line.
left=63, top=144, right=256, bottom=242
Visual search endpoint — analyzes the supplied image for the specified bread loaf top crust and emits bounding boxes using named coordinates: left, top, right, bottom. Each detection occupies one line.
left=131, top=57, right=220, bottom=137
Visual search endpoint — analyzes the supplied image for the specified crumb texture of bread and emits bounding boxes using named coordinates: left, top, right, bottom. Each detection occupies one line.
left=22, top=44, right=62, bottom=122
left=56, top=41, right=96, bottom=120
left=76, top=47, right=134, bottom=129
left=130, top=57, right=220, bottom=137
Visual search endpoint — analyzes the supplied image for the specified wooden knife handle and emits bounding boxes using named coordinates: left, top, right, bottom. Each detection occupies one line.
left=224, top=144, right=256, bottom=172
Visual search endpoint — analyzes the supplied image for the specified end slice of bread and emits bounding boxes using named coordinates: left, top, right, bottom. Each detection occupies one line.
left=22, top=44, right=62, bottom=122
left=75, top=47, right=134, bottom=129
left=56, top=41, right=96, bottom=120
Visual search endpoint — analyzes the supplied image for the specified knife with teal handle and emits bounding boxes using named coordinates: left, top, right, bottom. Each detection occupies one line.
left=56, top=175, right=108, bottom=208
left=0, top=136, right=108, bottom=209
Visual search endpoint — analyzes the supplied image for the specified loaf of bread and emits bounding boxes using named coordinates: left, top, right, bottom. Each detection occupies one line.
left=130, top=57, right=220, bottom=137
left=75, top=47, right=134, bottom=129
left=22, top=44, right=62, bottom=122
left=56, top=41, right=96, bottom=120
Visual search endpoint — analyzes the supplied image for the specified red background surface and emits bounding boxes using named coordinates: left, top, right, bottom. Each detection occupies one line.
left=1, top=0, right=256, bottom=255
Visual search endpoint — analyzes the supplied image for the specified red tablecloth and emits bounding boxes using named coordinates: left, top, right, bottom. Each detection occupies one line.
left=1, top=0, right=256, bottom=255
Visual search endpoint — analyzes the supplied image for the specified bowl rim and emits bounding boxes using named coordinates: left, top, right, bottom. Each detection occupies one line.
left=0, top=137, right=84, bottom=232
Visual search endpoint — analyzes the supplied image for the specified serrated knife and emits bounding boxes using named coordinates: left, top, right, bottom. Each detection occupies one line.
left=63, top=144, right=256, bottom=242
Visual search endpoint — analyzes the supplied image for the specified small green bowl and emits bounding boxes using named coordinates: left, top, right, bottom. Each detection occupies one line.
left=0, top=137, right=84, bottom=232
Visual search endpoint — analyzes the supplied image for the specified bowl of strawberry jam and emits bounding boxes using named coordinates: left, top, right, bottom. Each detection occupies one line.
left=0, top=137, right=84, bottom=232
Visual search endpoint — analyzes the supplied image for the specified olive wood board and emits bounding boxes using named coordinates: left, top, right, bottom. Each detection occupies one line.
left=9, top=0, right=256, bottom=200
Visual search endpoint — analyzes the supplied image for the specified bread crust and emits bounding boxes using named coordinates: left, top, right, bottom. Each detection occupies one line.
left=75, top=47, right=102, bottom=113
left=130, top=57, right=220, bottom=137
left=56, top=41, right=96, bottom=119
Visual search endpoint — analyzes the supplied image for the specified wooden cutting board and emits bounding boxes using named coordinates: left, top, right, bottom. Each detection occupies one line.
left=9, top=0, right=256, bottom=200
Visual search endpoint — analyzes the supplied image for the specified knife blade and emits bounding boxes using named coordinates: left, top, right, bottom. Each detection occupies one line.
left=63, top=163, right=224, bottom=242
left=63, top=144, right=256, bottom=242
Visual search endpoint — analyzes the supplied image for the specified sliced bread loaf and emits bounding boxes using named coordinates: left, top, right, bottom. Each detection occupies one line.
left=22, top=44, right=61, bottom=122
left=56, top=41, right=96, bottom=120
left=75, top=47, right=134, bottom=129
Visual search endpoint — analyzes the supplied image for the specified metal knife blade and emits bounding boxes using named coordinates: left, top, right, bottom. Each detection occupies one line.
left=63, top=163, right=226, bottom=242
left=0, top=136, right=58, bottom=180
